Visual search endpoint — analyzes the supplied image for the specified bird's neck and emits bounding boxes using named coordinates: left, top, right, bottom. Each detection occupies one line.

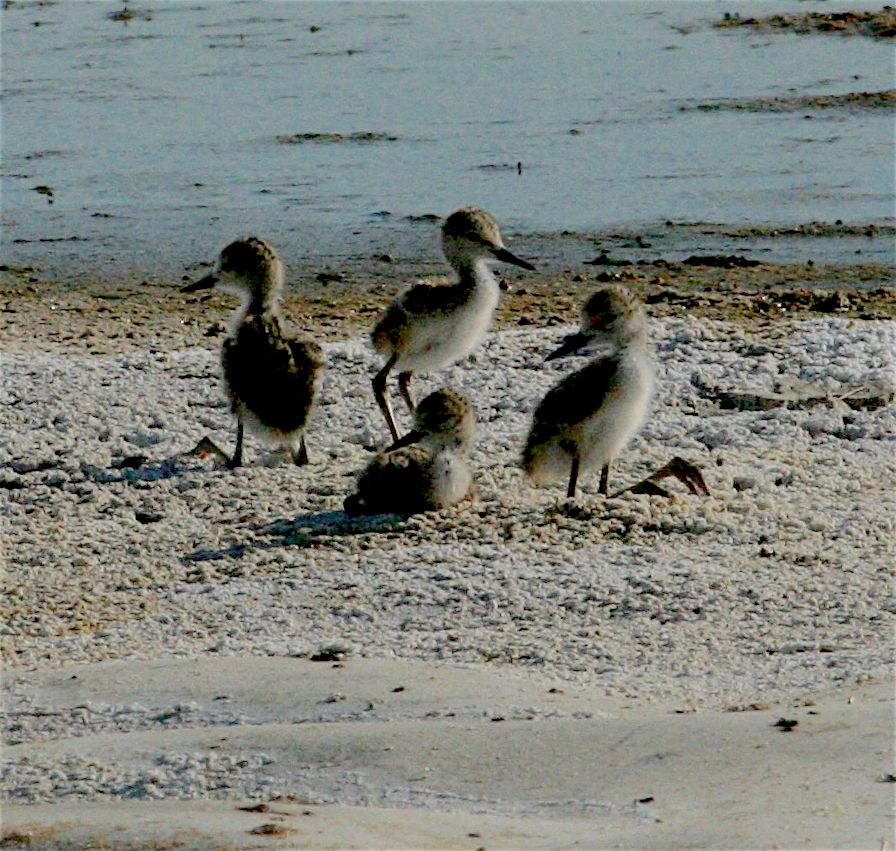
left=232, top=292, right=281, bottom=331
left=429, top=435, right=469, bottom=458
left=614, top=323, right=649, bottom=354
left=452, top=257, right=497, bottom=293
left=613, top=333, right=654, bottom=380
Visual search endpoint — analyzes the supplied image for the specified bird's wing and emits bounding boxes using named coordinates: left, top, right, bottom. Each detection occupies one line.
left=351, top=447, right=433, bottom=514
left=399, top=282, right=467, bottom=317
left=372, top=283, right=464, bottom=352
left=286, top=336, right=324, bottom=373
left=222, top=315, right=321, bottom=430
left=525, top=356, right=621, bottom=445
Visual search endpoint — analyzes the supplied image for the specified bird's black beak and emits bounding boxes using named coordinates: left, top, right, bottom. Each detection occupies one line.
left=545, top=331, right=590, bottom=362
left=492, top=246, right=535, bottom=271
left=181, top=273, right=217, bottom=293
left=384, top=428, right=424, bottom=452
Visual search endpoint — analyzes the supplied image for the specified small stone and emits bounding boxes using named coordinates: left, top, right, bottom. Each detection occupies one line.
left=732, top=476, right=756, bottom=492
left=310, top=645, right=350, bottom=662
left=250, top=823, right=293, bottom=836
left=316, top=271, right=345, bottom=284
left=135, top=511, right=164, bottom=524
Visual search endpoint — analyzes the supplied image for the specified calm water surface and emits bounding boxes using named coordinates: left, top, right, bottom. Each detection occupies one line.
left=2, top=1, right=893, bottom=278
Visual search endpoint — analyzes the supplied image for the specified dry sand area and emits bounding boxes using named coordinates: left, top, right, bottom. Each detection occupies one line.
left=2, top=226, right=895, bottom=849
left=3, top=661, right=894, bottom=850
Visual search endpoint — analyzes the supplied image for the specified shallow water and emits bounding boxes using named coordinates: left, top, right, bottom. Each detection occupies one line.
left=1, top=1, right=893, bottom=279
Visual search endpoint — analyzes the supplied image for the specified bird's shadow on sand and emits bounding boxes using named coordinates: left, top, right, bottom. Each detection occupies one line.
left=184, top=510, right=411, bottom=563
left=0, top=455, right=207, bottom=488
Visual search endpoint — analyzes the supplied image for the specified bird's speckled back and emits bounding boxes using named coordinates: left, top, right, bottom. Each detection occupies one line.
left=414, top=387, right=476, bottom=451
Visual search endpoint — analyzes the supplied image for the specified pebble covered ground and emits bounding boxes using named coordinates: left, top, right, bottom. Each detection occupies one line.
left=2, top=220, right=895, bottom=814
left=3, top=316, right=894, bottom=716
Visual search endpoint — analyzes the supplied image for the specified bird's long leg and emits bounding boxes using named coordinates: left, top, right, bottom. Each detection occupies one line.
left=598, top=463, right=610, bottom=496
left=229, top=418, right=245, bottom=469
left=398, top=371, right=415, bottom=417
left=567, top=454, right=580, bottom=499
left=373, top=353, right=400, bottom=443
left=293, top=435, right=309, bottom=467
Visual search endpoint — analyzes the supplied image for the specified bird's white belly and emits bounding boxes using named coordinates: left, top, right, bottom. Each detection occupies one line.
left=429, top=451, right=472, bottom=508
left=398, top=288, right=498, bottom=373
left=528, top=357, right=653, bottom=482
left=577, top=379, right=651, bottom=472
left=236, top=403, right=304, bottom=449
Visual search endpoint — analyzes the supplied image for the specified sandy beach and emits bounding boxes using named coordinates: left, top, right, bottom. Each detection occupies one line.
left=4, top=661, right=893, bottom=850
left=4, top=0, right=895, bottom=843
left=2, top=223, right=894, bottom=849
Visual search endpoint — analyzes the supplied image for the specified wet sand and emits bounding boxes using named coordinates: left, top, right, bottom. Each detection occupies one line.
left=2, top=222, right=894, bottom=356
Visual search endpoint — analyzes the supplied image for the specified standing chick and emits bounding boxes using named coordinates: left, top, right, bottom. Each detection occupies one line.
left=371, top=207, right=534, bottom=442
left=522, top=286, right=654, bottom=499
left=182, top=236, right=323, bottom=468
left=345, top=388, right=476, bottom=515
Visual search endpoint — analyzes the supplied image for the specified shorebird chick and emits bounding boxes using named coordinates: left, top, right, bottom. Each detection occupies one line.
left=371, top=206, right=534, bottom=442
left=522, top=285, right=655, bottom=499
left=182, top=236, right=323, bottom=468
left=344, top=388, right=476, bottom=515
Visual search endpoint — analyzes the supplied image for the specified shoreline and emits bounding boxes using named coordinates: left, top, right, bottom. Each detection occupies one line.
left=2, top=220, right=894, bottom=357
left=5, top=217, right=894, bottom=281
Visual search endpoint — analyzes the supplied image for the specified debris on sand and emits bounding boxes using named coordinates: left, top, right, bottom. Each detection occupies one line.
left=714, top=8, right=896, bottom=39
left=275, top=132, right=399, bottom=145
left=681, top=90, right=896, bottom=114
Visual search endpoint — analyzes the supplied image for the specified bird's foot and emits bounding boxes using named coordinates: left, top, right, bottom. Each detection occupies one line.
left=624, top=457, right=710, bottom=497
left=626, top=479, right=674, bottom=497
left=182, top=436, right=232, bottom=466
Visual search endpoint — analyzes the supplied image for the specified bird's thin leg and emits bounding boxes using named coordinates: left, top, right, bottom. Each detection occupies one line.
left=567, top=455, right=580, bottom=499
left=229, top=418, right=245, bottom=469
left=398, top=371, right=415, bottom=416
left=373, top=354, right=400, bottom=442
left=293, top=435, right=309, bottom=467
left=598, top=463, right=610, bottom=496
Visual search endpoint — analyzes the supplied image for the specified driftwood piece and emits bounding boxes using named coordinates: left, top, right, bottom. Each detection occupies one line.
left=694, top=375, right=894, bottom=412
